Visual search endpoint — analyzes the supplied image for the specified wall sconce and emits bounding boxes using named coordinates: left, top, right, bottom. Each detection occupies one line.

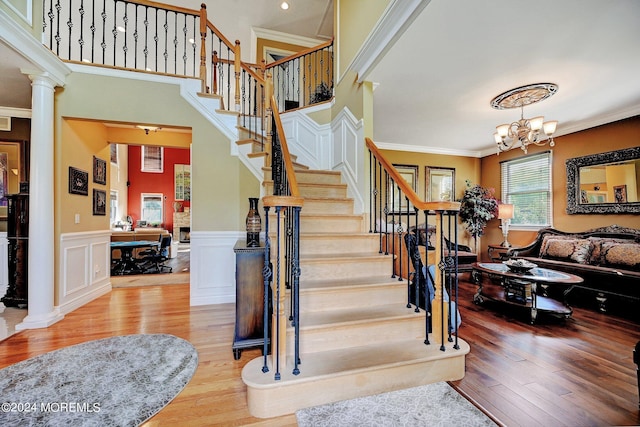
left=498, top=203, right=514, bottom=248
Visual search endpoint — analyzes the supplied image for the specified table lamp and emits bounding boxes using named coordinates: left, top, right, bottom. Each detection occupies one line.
left=498, top=203, right=514, bottom=247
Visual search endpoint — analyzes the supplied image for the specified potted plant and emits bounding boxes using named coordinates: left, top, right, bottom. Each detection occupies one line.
left=459, top=180, right=498, bottom=252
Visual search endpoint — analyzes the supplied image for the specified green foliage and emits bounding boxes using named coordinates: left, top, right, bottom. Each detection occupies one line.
left=309, top=82, right=333, bottom=104
left=459, top=180, right=498, bottom=239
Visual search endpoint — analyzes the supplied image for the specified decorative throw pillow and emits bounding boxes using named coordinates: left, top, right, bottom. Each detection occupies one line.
left=540, top=238, right=592, bottom=264
left=588, top=237, right=632, bottom=265
left=599, top=242, right=640, bottom=271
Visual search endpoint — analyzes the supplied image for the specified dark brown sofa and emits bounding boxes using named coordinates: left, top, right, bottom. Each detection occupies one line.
left=506, top=225, right=640, bottom=314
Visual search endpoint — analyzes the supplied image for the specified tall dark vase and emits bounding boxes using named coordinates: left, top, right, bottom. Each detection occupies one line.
left=246, top=197, right=262, bottom=247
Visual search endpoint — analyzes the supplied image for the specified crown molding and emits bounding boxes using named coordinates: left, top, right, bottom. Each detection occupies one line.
left=347, top=0, right=431, bottom=84
left=252, top=27, right=324, bottom=48
left=375, top=140, right=484, bottom=158
left=0, top=106, right=31, bottom=118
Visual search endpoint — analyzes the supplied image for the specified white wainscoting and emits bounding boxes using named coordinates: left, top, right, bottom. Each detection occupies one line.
left=0, top=232, right=7, bottom=302
left=331, top=107, right=365, bottom=214
left=281, top=109, right=332, bottom=170
left=190, top=230, right=243, bottom=306
left=58, top=230, right=112, bottom=314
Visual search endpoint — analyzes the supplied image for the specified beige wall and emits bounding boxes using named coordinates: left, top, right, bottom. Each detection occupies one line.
left=0, top=0, right=42, bottom=37
left=55, top=72, right=260, bottom=235
left=380, top=149, right=481, bottom=248
left=480, top=115, right=640, bottom=260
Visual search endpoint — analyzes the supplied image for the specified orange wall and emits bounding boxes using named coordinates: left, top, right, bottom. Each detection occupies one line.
left=127, top=145, right=190, bottom=234
left=480, top=115, right=640, bottom=260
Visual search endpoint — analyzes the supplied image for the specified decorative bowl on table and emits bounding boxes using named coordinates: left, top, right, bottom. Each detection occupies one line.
left=503, top=259, right=537, bottom=273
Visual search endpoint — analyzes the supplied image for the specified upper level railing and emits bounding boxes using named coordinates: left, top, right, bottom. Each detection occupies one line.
left=43, top=0, right=333, bottom=119
left=366, top=137, right=462, bottom=349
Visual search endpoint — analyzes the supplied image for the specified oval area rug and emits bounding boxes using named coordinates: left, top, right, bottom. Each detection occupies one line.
left=0, top=334, right=198, bottom=426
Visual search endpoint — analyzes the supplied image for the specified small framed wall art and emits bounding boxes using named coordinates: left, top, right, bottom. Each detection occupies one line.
left=69, top=167, right=89, bottom=195
left=93, top=189, right=107, bottom=215
left=93, top=156, right=107, bottom=185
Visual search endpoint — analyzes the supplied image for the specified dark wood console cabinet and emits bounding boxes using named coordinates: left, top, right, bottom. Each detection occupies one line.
left=232, top=240, right=269, bottom=360
left=2, top=193, right=29, bottom=308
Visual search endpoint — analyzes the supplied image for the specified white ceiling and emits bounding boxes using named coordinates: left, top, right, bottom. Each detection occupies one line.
left=2, top=0, right=640, bottom=157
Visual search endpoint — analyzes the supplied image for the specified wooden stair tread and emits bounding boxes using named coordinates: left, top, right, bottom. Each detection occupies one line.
left=299, top=276, right=401, bottom=290
left=298, top=252, right=387, bottom=261
left=243, top=338, right=469, bottom=386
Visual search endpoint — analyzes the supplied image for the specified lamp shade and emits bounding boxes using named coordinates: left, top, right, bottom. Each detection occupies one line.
left=498, top=203, right=514, bottom=219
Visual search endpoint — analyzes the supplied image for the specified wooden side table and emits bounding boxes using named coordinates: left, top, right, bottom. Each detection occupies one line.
left=488, top=244, right=519, bottom=262
left=232, top=240, right=268, bottom=360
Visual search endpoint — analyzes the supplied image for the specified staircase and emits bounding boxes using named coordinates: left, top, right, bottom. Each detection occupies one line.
left=241, top=161, right=470, bottom=418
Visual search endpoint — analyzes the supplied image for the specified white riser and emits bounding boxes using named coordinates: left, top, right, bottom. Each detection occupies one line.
left=299, top=254, right=391, bottom=281
left=295, top=279, right=407, bottom=312
left=298, top=233, right=381, bottom=255
left=299, top=198, right=354, bottom=215
left=290, top=311, right=426, bottom=355
left=264, top=181, right=347, bottom=198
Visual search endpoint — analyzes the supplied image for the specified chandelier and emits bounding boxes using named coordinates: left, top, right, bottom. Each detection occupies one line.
left=491, top=83, right=559, bottom=154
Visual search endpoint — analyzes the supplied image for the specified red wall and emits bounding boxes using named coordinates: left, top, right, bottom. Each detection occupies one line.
left=127, top=145, right=190, bottom=234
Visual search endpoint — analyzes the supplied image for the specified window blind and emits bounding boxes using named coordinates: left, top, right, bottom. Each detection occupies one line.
left=500, top=151, right=552, bottom=228
left=142, top=146, right=163, bottom=172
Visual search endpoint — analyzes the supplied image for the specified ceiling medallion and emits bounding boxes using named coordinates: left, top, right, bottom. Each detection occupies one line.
left=491, top=83, right=559, bottom=154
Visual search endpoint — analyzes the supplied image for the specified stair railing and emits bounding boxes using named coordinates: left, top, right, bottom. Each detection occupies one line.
left=366, top=137, right=462, bottom=349
left=265, top=39, right=334, bottom=111
left=261, top=95, right=303, bottom=380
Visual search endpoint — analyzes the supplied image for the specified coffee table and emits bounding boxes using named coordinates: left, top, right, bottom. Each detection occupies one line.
left=471, top=262, right=583, bottom=324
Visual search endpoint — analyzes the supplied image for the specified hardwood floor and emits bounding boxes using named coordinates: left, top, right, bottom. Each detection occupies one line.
left=0, top=275, right=638, bottom=426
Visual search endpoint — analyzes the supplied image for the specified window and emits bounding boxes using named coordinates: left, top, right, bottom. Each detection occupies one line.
left=110, top=191, right=118, bottom=224
left=110, top=144, right=118, bottom=165
left=141, top=193, right=163, bottom=225
left=500, top=151, right=552, bottom=229
left=141, top=146, right=163, bottom=172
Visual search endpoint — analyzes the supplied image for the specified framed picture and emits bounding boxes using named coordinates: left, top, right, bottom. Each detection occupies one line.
left=426, top=166, right=455, bottom=202
left=93, top=156, right=107, bottom=185
left=613, top=185, right=627, bottom=203
left=69, top=167, right=89, bottom=195
left=388, top=164, right=418, bottom=212
left=93, top=189, right=107, bottom=215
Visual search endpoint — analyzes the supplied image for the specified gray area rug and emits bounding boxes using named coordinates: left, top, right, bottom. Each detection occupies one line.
left=0, top=334, right=198, bottom=426
left=296, top=382, right=496, bottom=427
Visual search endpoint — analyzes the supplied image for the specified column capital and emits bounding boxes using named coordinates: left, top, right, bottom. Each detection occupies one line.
left=21, top=69, right=64, bottom=88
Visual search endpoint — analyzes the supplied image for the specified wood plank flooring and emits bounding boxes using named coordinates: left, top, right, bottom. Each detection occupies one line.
left=0, top=275, right=638, bottom=426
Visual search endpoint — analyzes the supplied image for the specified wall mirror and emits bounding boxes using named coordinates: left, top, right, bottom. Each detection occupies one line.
left=426, top=167, right=455, bottom=202
left=566, top=146, right=640, bottom=214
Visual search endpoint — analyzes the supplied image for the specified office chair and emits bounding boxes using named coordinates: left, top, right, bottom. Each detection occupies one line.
left=141, top=235, right=173, bottom=273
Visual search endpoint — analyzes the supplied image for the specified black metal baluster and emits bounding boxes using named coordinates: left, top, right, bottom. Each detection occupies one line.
left=133, top=5, right=138, bottom=69
left=292, top=205, right=301, bottom=375
left=55, top=0, right=61, bottom=55
left=163, top=11, right=169, bottom=73
left=368, top=152, right=373, bottom=233
left=274, top=206, right=282, bottom=381
left=122, top=2, right=128, bottom=68
left=90, top=0, right=95, bottom=62
left=111, top=1, right=117, bottom=65
left=173, top=12, right=178, bottom=74
left=47, top=0, right=54, bottom=51
left=452, top=211, right=460, bottom=350
left=78, top=0, right=85, bottom=61
left=67, top=0, right=72, bottom=60
left=154, top=8, right=158, bottom=72
left=100, top=0, right=106, bottom=64
left=438, top=210, right=445, bottom=352
left=182, top=14, right=188, bottom=75
left=423, top=209, right=430, bottom=345
left=261, top=206, right=271, bottom=374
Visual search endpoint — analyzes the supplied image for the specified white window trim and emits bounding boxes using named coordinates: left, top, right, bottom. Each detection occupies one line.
left=501, top=151, right=553, bottom=231
left=140, top=193, right=164, bottom=225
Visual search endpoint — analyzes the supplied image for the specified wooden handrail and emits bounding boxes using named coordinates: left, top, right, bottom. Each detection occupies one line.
left=205, top=21, right=236, bottom=51
left=128, top=0, right=200, bottom=17
left=365, top=137, right=460, bottom=212
left=271, top=96, right=300, bottom=198
left=265, top=38, right=334, bottom=69
left=240, top=63, right=266, bottom=86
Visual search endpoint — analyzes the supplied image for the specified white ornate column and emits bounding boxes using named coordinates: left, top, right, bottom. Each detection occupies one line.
left=16, top=72, right=64, bottom=330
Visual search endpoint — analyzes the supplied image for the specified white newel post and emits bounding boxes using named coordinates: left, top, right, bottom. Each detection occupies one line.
left=16, top=72, right=64, bottom=330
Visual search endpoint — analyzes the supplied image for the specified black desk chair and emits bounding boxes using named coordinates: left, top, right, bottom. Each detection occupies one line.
left=140, top=235, right=173, bottom=273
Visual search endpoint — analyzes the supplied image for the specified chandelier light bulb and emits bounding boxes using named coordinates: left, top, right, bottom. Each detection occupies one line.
left=496, top=124, right=509, bottom=138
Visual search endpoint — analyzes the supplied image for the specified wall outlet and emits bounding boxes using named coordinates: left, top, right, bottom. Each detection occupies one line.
left=75, top=213, right=80, bottom=224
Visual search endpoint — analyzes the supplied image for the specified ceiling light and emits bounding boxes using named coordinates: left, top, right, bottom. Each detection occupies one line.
left=136, top=125, right=161, bottom=135
left=491, top=83, right=559, bottom=154
left=280, top=1, right=289, bottom=10
left=117, top=26, right=125, bottom=32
